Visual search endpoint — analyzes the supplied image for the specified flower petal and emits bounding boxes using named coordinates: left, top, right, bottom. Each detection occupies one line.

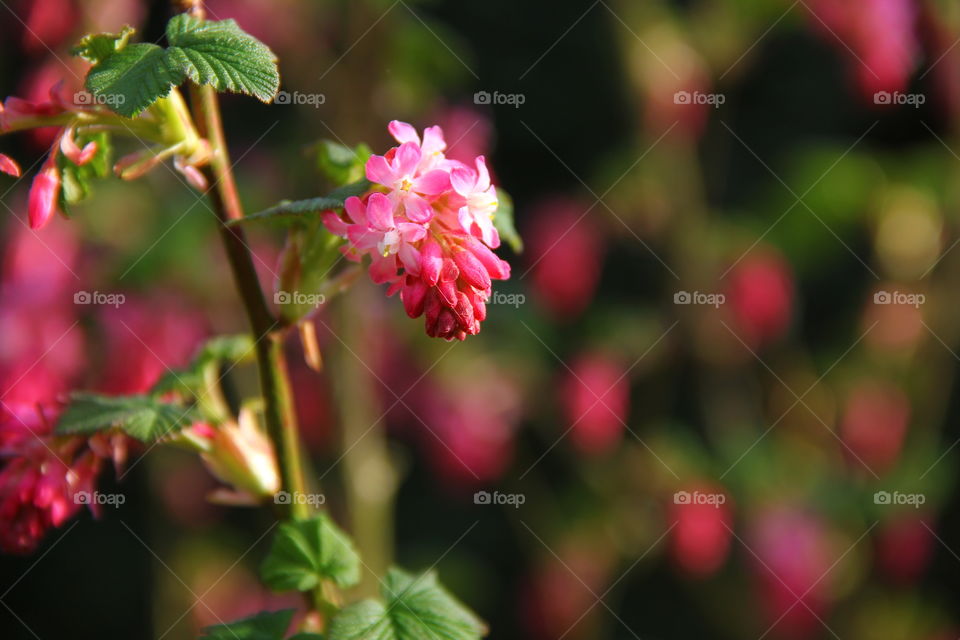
left=450, top=166, right=476, bottom=196
left=365, top=154, right=396, bottom=186
left=394, top=142, right=421, bottom=177
left=420, top=239, right=443, bottom=285
left=398, top=242, right=421, bottom=275
left=414, top=169, right=451, bottom=195
left=28, top=167, right=60, bottom=230
left=388, top=120, right=420, bottom=145
left=366, top=192, right=395, bottom=230
left=403, top=194, right=434, bottom=224
left=0, top=153, right=21, bottom=177
left=368, top=254, right=399, bottom=284
left=421, top=125, right=447, bottom=154
left=321, top=211, right=349, bottom=237
left=343, top=196, right=367, bottom=225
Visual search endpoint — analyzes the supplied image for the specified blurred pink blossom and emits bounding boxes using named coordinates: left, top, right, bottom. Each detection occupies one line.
left=526, top=198, right=603, bottom=319
left=560, top=353, right=628, bottom=456
left=725, top=249, right=793, bottom=348
left=0, top=401, right=103, bottom=553
left=875, top=514, right=934, bottom=584
left=97, top=297, right=207, bottom=395
left=840, top=380, right=910, bottom=473
left=668, top=485, right=733, bottom=578
left=422, top=377, right=520, bottom=485
left=806, top=0, right=918, bottom=99
left=749, top=508, right=834, bottom=639
left=435, top=105, right=494, bottom=168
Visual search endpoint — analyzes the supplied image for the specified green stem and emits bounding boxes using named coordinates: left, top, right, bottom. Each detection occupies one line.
left=189, top=80, right=309, bottom=520
left=335, top=284, right=398, bottom=597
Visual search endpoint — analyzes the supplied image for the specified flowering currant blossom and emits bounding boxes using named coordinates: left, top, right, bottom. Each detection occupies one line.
left=323, top=121, right=511, bottom=340
left=0, top=402, right=111, bottom=553
left=1, top=82, right=209, bottom=230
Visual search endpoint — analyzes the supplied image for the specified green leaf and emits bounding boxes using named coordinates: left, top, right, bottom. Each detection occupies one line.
left=232, top=180, right=371, bottom=227
left=166, top=14, right=279, bottom=103
left=316, top=141, right=372, bottom=187
left=195, top=334, right=256, bottom=367
left=85, top=42, right=186, bottom=117
left=493, top=188, right=522, bottom=253
left=328, top=568, right=486, bottom=640
left=150, top=334, right=255, bottom=397
left=261, top=514, right=361, bottom=592
left=200, top=609, right=294, bottom=640
left=72, top=26, right=135, bottom=63
left=56, top=392, right=197, bottom=442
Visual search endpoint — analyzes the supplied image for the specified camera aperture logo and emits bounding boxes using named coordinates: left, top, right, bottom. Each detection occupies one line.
left=874, top=290, right=924, bottom=308
left=474, top=90, right=525, bottom=108
left=73, top=91, right=126, bottom=107
left=673, top=490, right=727, bottom=508
left=674, top=290, right=725, bottom=308
left=275, top=91, right=326, bottom=107
left=274, top=491, right=326, bottom=506
left=474, top=490, right=525, bottom=508
left=74, top=290, right=125, bottom=308
left=275, top=290, right=326, bottom=308
left=673, top=90, right=725, bottom=108
left=873, top=490, right=925, bottom=509
left=74, top=491, right=125, bottom=507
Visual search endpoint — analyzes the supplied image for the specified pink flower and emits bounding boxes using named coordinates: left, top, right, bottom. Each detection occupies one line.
left=725, top=249, right=793, bottom=348
left=365, top=141, right=449, bottom=223
left=0, top=402, right=105, bottom=554
left=840, top=381, right=909, bottom=473
left=28, top=163, right=61, bottom=230
left=875, top=514, right=934, bottom=584
left=749, top=508, right=835, bottom=638
left=338, top=193, right=425, bottom=276
left=806, top=0, right=918, bottom=99
left=324, top=121, right=512, bottom=341
left=560, top=353, right=629, bottom=455
left=451, top=156, right=499, bottom=247
left=526, top=197, right=603, bottom=318
left=0, top=153, right=21, bottom=177
left=668, top=485, right=733, bottom=578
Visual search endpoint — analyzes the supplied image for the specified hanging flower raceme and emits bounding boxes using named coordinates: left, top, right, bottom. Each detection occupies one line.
left=322, top=121, right=511, bottom=340
left=0, top=80, right=210, bottom=231
left=0, top=401, right=115, bottom=554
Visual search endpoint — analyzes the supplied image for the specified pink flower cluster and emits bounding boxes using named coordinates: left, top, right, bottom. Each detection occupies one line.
left=322, top=121, right=511, bottom=341
left=0, top=402, right=108, bottom=554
